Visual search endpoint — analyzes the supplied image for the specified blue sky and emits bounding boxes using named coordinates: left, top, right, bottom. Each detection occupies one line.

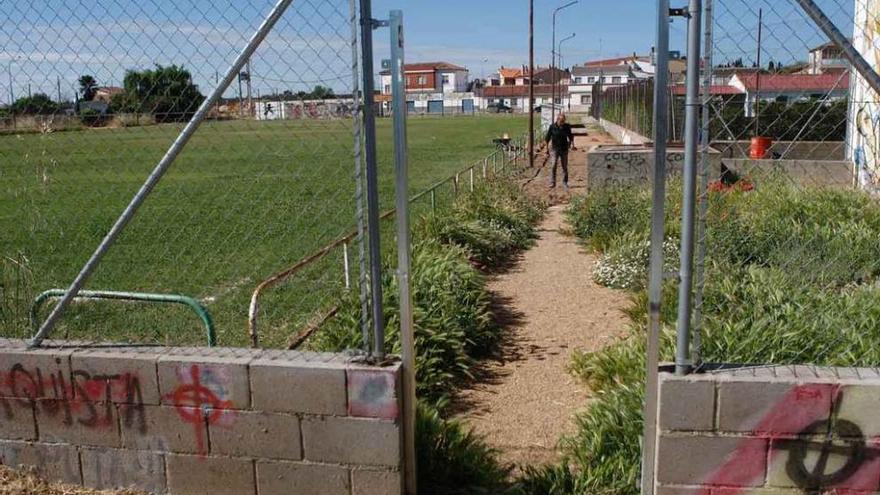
left=1, top=0, right=856, bottom=103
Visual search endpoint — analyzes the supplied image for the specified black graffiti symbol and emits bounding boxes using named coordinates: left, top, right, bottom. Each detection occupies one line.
left=780, top=417, right=880, bottom=492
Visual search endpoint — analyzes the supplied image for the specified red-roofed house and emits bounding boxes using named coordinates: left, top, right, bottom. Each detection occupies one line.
left=379, top=61, right=469, bottom=95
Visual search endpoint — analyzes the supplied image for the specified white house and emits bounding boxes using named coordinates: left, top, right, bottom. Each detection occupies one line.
left=729, top=71, right=850, bottom=116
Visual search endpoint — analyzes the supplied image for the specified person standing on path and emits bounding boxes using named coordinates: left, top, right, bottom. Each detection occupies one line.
left=544, top=113, right=577, bottom=189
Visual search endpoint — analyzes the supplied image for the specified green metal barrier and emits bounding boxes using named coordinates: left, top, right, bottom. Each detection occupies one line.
left=31, top=290, right=216, bottom=347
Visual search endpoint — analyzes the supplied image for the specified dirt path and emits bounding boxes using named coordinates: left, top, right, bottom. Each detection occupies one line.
left=454, top=119, right=630, bottom=469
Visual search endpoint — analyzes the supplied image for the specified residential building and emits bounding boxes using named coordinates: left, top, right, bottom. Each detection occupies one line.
left=378, top=62, right=469, bottom=95
left=92, top=86, right=124, bottom=103
left=474, top=84, right=569, bottom=112
left=807, top=41, right=851, bottom=75
left=488, top=66, right=568, bottom=87
left=569, top=65, right=631, bottom=113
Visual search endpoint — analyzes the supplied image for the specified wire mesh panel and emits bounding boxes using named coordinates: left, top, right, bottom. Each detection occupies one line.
left=1, top=0, right=368, bottom=349
left=689, top=0, right=880, bottom=369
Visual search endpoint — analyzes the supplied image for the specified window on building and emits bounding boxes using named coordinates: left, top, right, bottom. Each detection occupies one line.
left=587, top=77, right=595, bottom=83
left=442, top=74, right=450, bottom=85
left=510, top=98, right=518, bottom=106
left=612, top=76, right=622, bottom=84
left=384, top=85, right=391, bottom=94
left=581, top=95, right=590, bottom=104
left=418, top=75, right=427, bottom=85
left=574, top=77, right=582, bottom=84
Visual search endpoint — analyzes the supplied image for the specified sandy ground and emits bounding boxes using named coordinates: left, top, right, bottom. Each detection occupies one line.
left=454, top=119, right=630, bottom=469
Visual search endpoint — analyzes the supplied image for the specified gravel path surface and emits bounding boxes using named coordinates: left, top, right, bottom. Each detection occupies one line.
left=454, top=120, right=630, bottom=469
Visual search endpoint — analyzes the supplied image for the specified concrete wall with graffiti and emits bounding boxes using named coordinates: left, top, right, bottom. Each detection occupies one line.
left=0, top=338, right=403, bottom=495
left=655, top=366, right=880, bottom=494
left=850, top=0, right=880, bottom=194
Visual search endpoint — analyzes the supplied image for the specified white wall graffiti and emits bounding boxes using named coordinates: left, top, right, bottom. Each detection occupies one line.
left=850, top=0, right=880, bottom=193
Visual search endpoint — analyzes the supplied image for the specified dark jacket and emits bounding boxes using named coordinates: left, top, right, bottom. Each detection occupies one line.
left=545, top=123, right=574, bottom=153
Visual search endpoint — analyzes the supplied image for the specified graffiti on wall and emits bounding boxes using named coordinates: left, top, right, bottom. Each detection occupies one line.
left=0, top=362, right=235, bottom=456
left=852, top=0, right=880, bottom=192
left=697, top=384, right=880, bottom=493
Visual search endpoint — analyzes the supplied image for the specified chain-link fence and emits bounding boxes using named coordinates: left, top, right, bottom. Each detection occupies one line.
left=689, top=0, right=880, bottom=371
left=1, top=0, right=370, bottom=349
left=634, top=1, right=880, bottom=491
left=0, top=0, right=531, bottom=352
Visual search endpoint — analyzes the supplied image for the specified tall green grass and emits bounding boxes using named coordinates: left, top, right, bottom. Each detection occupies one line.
left=520, top=181, right=880, bottom=494
left=313, top=177, right=545, bottom=495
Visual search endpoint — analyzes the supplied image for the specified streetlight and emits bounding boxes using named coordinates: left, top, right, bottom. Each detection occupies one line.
left=558, top=33, right=576, bottom=112
left=552, top=0, right=578, bottom=121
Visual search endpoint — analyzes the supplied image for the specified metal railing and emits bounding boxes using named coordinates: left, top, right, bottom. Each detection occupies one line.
left=246, top=133, right=530, bottom=349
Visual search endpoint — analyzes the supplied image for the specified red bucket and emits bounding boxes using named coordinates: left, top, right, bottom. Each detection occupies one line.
left=750, top=136, right=773, bottom=159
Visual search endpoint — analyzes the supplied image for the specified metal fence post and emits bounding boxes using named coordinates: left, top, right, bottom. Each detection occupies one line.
left=692, top=0, right=714, bottom=366
left=469, top=167, right=474, bottom=192
left=454, top=173, right=460, bottom=196
left=483, top=158, right=488, bottom=178
left=342, top=241, right=351, bottom=290
left=389, top=10, right=416, bottom=494
left=675, top=0, right=702, bottom=377
left=641, top=0, right=670, bottom=492
left=29, top=0, right=300, bottom=347
left=430, top=188, right=436, bottom=212
left=359, top=0, right=386, bottom=359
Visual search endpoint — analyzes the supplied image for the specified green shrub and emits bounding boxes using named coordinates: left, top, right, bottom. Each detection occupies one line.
left=418, top=400, right=512, bottom=495
left=419, top=179, right=544, bottom=268
left=538, top=180, right=880, bottom=494
left=566, top=187, right=651, bottom=252
left=311, top=240, right=495, bottom=402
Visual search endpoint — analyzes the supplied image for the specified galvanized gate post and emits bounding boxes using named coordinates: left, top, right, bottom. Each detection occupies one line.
left=675, top=0, right=702, bottom=377
left=389, top=10, right=417, bottom=495
left=359, top=0, right=386, bottom=359
left=641, top=0, right=671, bottom=492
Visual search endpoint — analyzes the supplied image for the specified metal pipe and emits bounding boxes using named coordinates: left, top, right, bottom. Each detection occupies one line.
left=754, top=8, right=763, bottom=136
left=389, top=11, right=417, bottom=494
left=469, top=167, right=475, bottom=192
left=675, top=0, right=701, bottom=376
left=360, top=0, right=386, bottom=359
left=641, top=0, right=670, bottom=492
left=343, top=241, right=351, bottom=290
left=29, top=0, right=299, bottom=348
left=693, top=0, right=714, bottom=366
left=31, top=290, right=216, bottom=347
left=796, top=0, right=880, bottom=95
left=529, top=0, right=535, bottom=167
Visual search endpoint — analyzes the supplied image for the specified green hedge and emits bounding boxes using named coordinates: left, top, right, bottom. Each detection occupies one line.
left=519, top=181, right=880, bottom=494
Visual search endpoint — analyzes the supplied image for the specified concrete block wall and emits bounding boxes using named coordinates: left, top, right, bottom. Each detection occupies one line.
left=655, top=366, right=880, bottom=494
left=586, top=145, right=723, bottom=191
left=721, top=158, right=854, bottom=188
left=0, top=338, right=404, bottom=495
left=598, top=118, right=652, bottom=145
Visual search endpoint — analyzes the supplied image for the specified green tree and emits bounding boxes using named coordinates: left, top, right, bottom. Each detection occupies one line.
left=12, top=94, right=59, bottom=115
left=78, top=75, right=98, bottom=101
left=310, top=85, right=335, bottom=99
left=115, top=65, right=205, bottom=122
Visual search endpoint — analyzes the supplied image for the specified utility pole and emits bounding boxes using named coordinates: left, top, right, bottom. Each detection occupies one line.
left=754, top=8, right=763, bottom=137
left=57, top=76, right=62, bottom=104
left=529, top=0, right=535, bottom=167
left=246, top=59, right=254, bottom=118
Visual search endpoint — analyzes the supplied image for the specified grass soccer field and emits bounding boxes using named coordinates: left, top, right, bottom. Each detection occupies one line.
left=1, top=114, right=528, bottom=348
